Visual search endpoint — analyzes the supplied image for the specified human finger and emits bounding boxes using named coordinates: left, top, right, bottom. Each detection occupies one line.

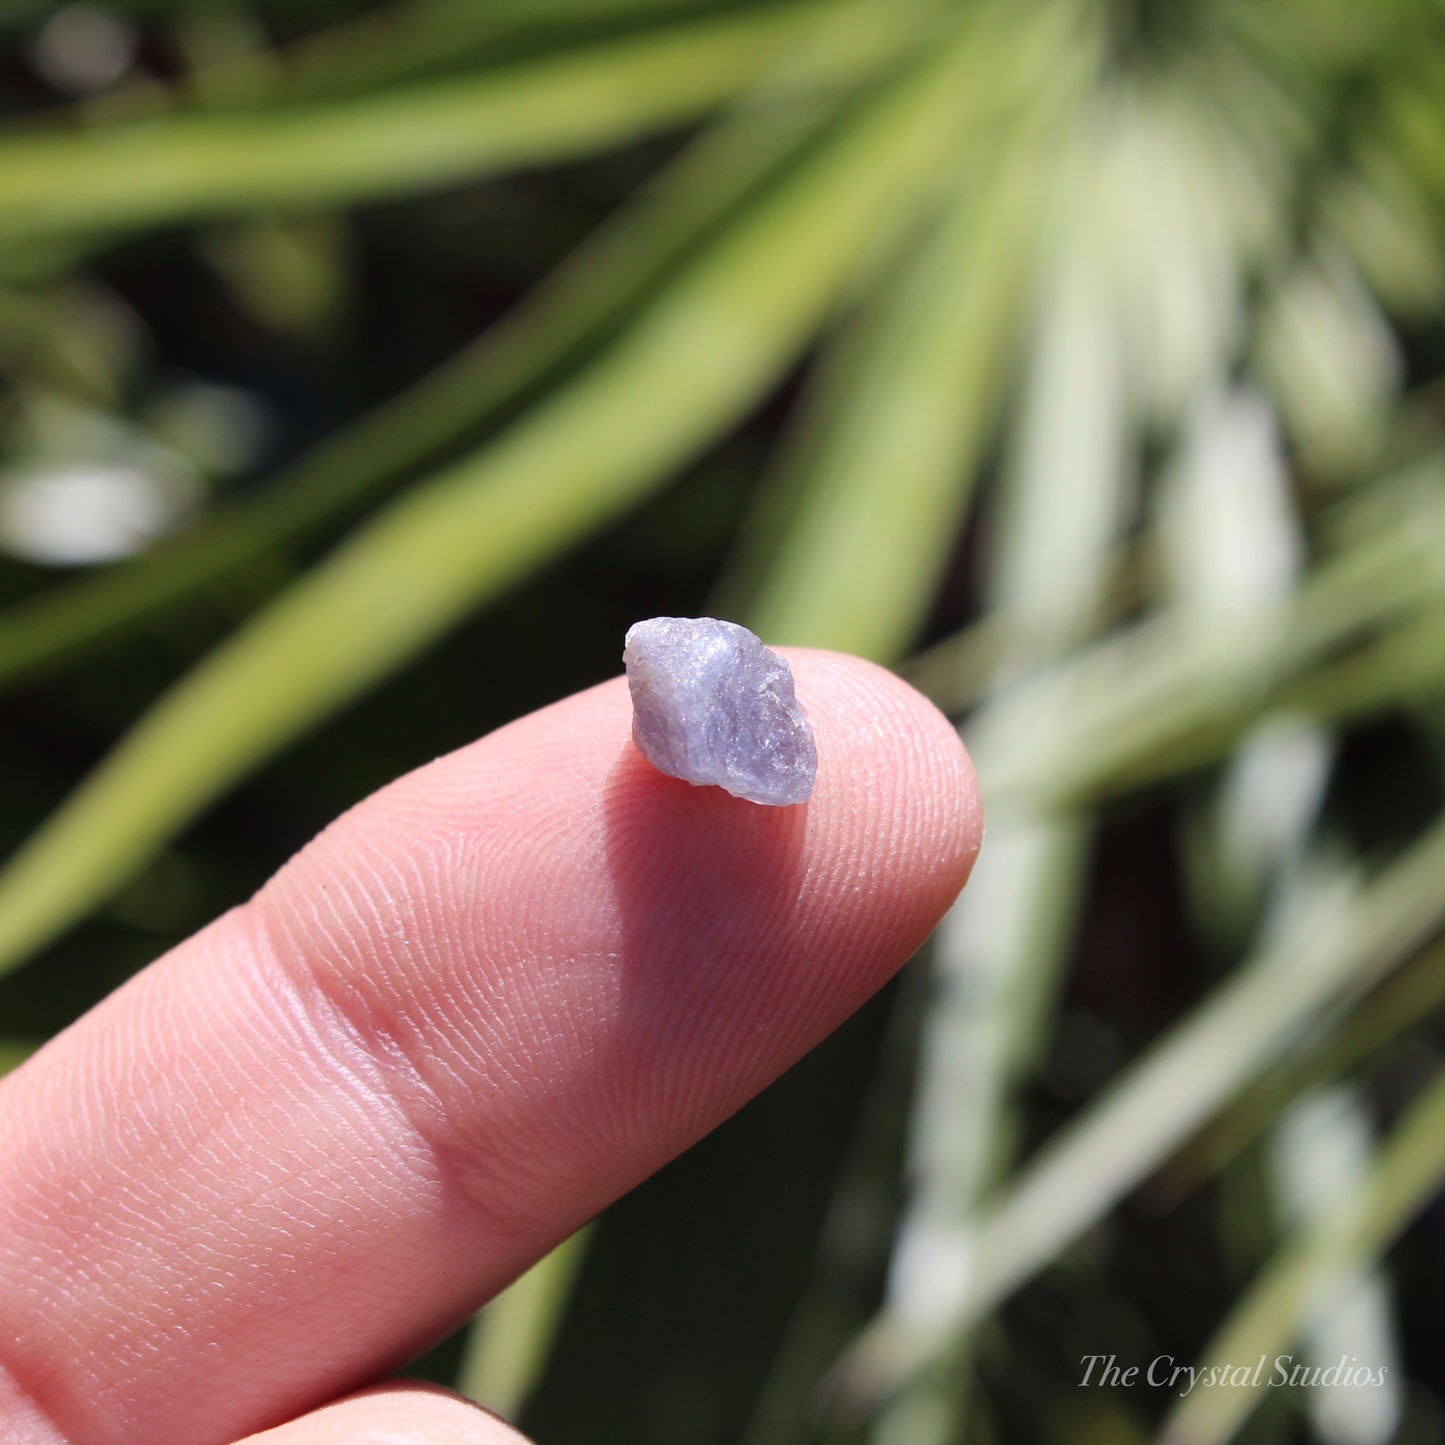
left=0, top=650, right=981, bottom=1445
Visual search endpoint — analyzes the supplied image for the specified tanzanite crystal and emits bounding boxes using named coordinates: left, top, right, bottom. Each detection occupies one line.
left=623, top=617, right=816, bottom=806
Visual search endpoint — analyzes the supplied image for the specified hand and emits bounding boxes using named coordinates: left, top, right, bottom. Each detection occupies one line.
left=0, top=652, right=980, bottom=1445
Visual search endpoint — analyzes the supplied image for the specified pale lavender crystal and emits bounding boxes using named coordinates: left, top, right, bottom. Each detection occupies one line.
left=623, top=616, right=816, bottom=806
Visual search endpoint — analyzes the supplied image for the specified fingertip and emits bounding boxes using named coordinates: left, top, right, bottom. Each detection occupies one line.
left=782, top=647, right=983, bottom=941
left=585, top=646, right=981, bottom=1131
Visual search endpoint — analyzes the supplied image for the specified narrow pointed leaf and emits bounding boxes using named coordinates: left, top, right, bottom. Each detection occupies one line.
left=457, top=1228, right=593, bottom=1419
left=1161, top=1067, right=1445, bottom=1445
left=0, top=45, right=858, bottom=692
left=0, top=1, right=842, bottom=245
left=0, top=34, right=983, bottom=978
left=844, top=809, right=1445, bottom=1401
left=716, top=5, right=1077, bottom=660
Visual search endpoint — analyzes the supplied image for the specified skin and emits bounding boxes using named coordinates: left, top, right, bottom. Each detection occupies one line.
left=0, top=650, right=982, bottom=1445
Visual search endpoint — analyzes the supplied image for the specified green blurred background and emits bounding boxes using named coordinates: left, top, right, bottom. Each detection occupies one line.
left=1, top=2, right=1444, bottom=1443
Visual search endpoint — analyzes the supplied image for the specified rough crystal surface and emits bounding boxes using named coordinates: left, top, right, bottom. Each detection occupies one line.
left=623, top=616, right=816, bottom=806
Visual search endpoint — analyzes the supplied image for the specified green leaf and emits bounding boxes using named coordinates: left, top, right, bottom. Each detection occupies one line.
left=1161, top=1065, right=1445, bottom=1445
left=457, top=1228, right=593, bottom=1418
left=714, top=0, right=1090, bottom=663
left=842, top=809, right=1445, bottom=1404
left=259, top=0, right=831, bottom=102
left=0, top=1, right=843, bottom=245
left=0, top=57, right=850, bottom=692
left=0, top=1037, right=40, bottom=1078
left=1178, top=935, right=1445, bottom=1188
left=715, top=121, right=1049, bottom=659
left=979, top=463, right=1445, bottom=814
left=0, top=30, right=985, bottom=979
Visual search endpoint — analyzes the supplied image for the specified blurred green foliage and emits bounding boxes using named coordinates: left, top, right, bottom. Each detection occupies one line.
left=1, top=2, right=1444, bottom=1443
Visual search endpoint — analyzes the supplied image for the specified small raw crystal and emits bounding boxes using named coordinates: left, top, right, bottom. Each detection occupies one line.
left=623, top=616, right=816, bottom=806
